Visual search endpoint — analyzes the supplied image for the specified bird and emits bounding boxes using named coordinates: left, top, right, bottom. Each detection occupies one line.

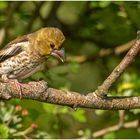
left=0, top=27, right=65, bottom=98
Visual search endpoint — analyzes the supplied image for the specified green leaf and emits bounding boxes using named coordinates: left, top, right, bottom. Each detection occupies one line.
left=95, top=110, right=105, bottom=116
left=130, top=109, right=140, bottom=115
left=0, top=2, right=7, bottom=9
left=103, top=132, right=116, bottom=139
left=0, top=124, right=9, bottom=138
left=43, top=103, right=58, bottom=114
left=99, top=1, right=111, bottom=8
left=71, top=109, right=86, bottom=123
left=90, top=2, right=98, bottom=8
left=59, top=107, right=69, bottom=114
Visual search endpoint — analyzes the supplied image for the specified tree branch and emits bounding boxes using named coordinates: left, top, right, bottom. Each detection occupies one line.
left=95, top=31, right=140, bottom=97
left=1, top=31, right=140, bottom=110
left=92, top=111, right=139, bottom=138
left=0, top=81, right=140, bottom=110
left=92, top=119, right=139, bottom=138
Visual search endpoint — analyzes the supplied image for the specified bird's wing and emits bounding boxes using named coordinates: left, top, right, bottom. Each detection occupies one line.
left=0, top=35, right=29, bottom=62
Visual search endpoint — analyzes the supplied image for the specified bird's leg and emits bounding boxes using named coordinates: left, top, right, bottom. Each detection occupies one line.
left=1, top=75, right=22, bottom=99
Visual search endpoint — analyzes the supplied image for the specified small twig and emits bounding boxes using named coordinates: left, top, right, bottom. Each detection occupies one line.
left=95, top=31, right=140, bottom=97
left=93, top=124, right=120, bottom=138
left=92, top=119, right=139, bottom=138
left=118, top=110, right=125, bottom=127
left=115, top=40, right=134, bottom=55
left=0, top=28, right=5, bottom=46
left=13, top=123, right=37, bottom=138
left=61, top=40, right=135, bottom=66
left=48, top=39, right=135, bottom=68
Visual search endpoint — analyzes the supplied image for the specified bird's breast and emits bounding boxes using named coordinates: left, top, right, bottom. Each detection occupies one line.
left=0, top=51, right=44, bottom=79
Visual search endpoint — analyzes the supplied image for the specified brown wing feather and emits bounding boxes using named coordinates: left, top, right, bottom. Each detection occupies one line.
left=5, top=35, right=29, bottom=48
left=0, top=35, right=29, bottom=63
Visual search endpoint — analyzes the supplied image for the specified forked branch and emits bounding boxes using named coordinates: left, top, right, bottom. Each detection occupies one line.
left=1, top=31, right=140, bottom=110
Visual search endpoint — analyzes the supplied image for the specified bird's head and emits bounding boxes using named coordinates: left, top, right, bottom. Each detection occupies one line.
left=30, top=27, right=65, bottom=62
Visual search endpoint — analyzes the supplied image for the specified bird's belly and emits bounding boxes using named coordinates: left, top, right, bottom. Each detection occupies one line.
left=0, top=52, right=43, bottom=79
left=8, top=61, right=40, bottom=79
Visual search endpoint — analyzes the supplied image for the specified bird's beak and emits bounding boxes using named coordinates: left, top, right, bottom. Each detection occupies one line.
left=51, top=48, right=65, bottom=62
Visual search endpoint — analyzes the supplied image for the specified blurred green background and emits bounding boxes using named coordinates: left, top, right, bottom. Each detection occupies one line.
left=0, top=1, right=140, bottom=139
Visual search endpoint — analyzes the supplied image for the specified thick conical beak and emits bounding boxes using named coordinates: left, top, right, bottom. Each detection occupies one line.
left=51, top=48, right=65, bottom=62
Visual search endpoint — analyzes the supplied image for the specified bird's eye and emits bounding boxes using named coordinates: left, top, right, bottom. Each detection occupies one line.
left=50, top=43, right=55, bottom=49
